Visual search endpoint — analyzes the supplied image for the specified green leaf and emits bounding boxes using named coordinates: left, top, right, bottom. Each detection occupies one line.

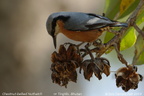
left=133, top=35, right=144, bottom=65
left=133, top=9, right=144, bottom=65
left=118, top=0, right=140, bottom=19
left=104, top=0, right=121, bottom=19
left=136, top=51, right=144, bottom=65
left=119, top=0, right=135, bottom=15
left=104, top=28, right=137, bottom=53
left=136, top=7, right=144, bottom=25
left=120, top=27, right=136, bottom=51
left=104, top=32, right=115, bottom=43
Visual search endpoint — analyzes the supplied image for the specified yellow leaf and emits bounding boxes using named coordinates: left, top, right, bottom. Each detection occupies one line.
left=120, top=0, right=135, bottom=15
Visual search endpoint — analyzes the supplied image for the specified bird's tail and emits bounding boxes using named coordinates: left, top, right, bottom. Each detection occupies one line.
left=111, top=22, right=128, bottom=27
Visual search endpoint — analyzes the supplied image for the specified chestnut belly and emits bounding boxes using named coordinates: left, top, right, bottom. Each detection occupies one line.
left=61, top=30, right=103, bottom=42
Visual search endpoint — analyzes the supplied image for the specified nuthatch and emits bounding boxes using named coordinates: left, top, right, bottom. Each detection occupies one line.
left=46, top=12, right=128, bottom=48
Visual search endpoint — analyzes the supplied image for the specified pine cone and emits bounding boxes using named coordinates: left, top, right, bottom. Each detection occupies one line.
left=115, top=65, right=143, bottom=92
left=51, top=44, right=83, bottom=87
left=81, top=57, right=110, bottom=80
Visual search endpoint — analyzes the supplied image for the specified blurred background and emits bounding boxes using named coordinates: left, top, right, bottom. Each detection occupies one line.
left=0, top=0, right=143, bottom=96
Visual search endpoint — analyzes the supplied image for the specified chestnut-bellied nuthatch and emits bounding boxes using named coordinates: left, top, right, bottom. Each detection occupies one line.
left=46, top=12, right=128, bottom=48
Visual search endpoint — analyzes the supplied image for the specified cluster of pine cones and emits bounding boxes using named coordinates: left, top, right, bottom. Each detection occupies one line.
left=50, top=44, right=143, bottom=91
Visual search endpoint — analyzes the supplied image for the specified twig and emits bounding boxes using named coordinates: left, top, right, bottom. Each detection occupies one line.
left=85, top=43, right=95, bottom=61
left=113, top=43, right=128, bottom=66
left=133, top=23, right=144, bottom=38
left=96, top=0, right=144, bottom=66
left=107, top=0, right=144, bottom=47
left=79, top=0, right=144, bottom=66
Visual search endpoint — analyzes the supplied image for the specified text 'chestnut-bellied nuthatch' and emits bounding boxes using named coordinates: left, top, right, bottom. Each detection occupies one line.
left=46, top=12, right=128, bottom=48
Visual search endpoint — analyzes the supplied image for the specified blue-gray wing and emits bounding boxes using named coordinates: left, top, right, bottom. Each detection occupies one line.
left=64, top=13, right=115, bottom=31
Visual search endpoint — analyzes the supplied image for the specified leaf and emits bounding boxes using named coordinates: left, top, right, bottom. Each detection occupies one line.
left=120, top=27, right=137, bottom=51
left=120, top=0, right=135, bottom=15
left=118, top=0, right=140, bottom=19
left=136, top=6, right=144, bottom=25
left=132, top=22, right=144, bottom=65
left=104, top=28, right=120, bottom=54
left=136, top=51, right=144, bottom=65
left=104, top=0, right=121, bottom=19
left=104, top=32, right=115, bottom=43
left=133, top=35, right=144, bottom=65
left=135, top=28, right=144, bottom=53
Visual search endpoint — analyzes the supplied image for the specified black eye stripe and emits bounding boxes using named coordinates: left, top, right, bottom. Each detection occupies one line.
left=51, top=16, right=70, bottom=36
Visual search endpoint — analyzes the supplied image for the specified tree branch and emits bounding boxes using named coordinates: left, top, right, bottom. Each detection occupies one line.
left=106, top=0, right=144, bottom=47
left=78, top=0, right=144, bottom=66
left=133, top=23, right=144, bottom=38
left=96, top=0, right=144, bottom=65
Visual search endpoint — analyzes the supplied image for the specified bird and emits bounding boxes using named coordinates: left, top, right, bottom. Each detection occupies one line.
left=46, top=12, right=128, bottom=48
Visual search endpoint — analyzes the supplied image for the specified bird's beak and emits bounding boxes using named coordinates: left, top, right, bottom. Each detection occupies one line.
left=52, top=35, right=57, bottom=49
